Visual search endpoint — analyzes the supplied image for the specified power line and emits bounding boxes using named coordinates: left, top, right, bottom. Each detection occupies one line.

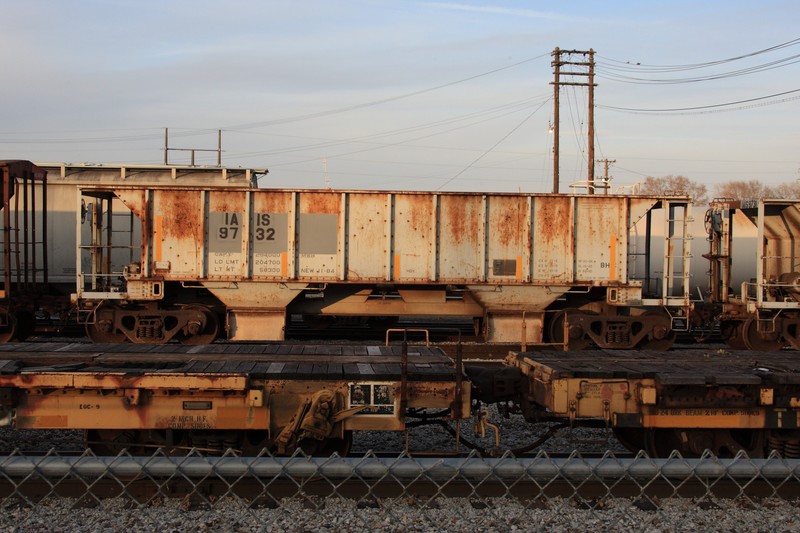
left=597, top=37, right=800, bottom=72
left=596, top=55, right=800, bottom=84
left=435, top=98, right=550, bottom=190
left=223, top=53, right=551, bottom=130
left=598, top=87, right=800, bottom=114
left=225, top=95, right=548, bottom=158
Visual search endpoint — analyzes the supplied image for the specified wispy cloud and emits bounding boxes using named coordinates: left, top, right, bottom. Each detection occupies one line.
left=420, top=2, right=569, bottom=20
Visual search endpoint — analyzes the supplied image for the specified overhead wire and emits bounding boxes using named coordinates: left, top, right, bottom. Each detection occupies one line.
left=435, top=98, right=550, bottom=190
left=224, top=94, right=549, bottom=159
left=598, top=87, right=800, bottom=114
left=223, top=52, right=551, bottom=130
left=258, top=97, right=548, bottom=169
left=596, top=54, right=800, bottom=84
left=596, top=36, right=800, bottom=72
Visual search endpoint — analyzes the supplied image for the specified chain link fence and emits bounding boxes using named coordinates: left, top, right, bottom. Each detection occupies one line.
left=0, top=449, right=799, bottom=531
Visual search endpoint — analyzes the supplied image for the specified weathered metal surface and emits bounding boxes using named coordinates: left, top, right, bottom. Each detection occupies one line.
left=0, top=343, right=467, bottom=434
left=251, top=191, right=292, bottom=278
left=531, top=195, right=572, bottom=282
left=76, top=186, right=692, bottom=343
left=486, top=195, right=530, bottom=282
left=38, top=162, right=265, bottom=187
left=510, top=348, right=800, bottom=429
left=87, top=188, right=678, bottom=287
left=392, top=193, right=436, bottom=281
left=41, top=163, right=263, bottom=286
left=346, top=193, right=387, bottom=281
left=572, top=196, right=626, bottom=282
left=207, top=190, right=247, bottom=278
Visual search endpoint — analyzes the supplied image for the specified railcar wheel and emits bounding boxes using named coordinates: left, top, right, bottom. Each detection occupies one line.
left=0, top=307, right=17, bottom=344
left=720, top=321, right=748, bottom=350
left=548, top=309, right=591, bottom=350
left=85, top=303, right=127, bottom=343
left=638, top=310, right=676, bottom=351
left=743, top=316, right=784, bottom=351
left=179, top=305, right=220, bottom=345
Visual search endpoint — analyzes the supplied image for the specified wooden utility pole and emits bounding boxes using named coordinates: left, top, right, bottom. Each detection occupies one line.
left=552, top=47, right=561, bottom=194
left=550, top=48, right=597, bottom=194
left=597, top=158, right=615, bottom=194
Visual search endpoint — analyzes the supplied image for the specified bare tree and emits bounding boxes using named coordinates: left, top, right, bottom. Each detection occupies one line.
left=713, top=180, right=774, bottom=200
left=772, top=181, right=800, bottom=198
left=639, top=175, right=708, bottom=204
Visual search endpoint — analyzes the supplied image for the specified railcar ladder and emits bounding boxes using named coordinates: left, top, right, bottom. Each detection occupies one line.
left=661, top=199, right=692, bottom=323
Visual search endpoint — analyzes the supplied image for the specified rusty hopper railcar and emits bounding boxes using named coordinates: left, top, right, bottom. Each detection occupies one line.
left=705, top=198, right=800, bottom=350
left=74, top=185, right=692, bottom=347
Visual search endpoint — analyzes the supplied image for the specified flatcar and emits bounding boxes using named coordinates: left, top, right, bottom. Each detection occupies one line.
left=72, top=183, right=692, bottom=348
left=0, top=342, right=798, bottom=458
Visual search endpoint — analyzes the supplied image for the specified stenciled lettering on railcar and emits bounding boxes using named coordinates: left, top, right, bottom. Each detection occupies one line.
left=252, top=213, right=289, bottom=276
left=655, top=408, right=762, bottom=417
left=209, top=211, right=243, bottom=275
left=254, top=213, right=276, bottom=241
left=167, top=414, right=213, bottom=429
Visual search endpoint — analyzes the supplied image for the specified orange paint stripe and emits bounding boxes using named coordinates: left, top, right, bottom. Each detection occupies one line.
left=281, top=252, right=288, bottom=277
left=516, top=255, right=523, bottom=280
left=155, top=215, right=163, bottom=262
left=394, top=254, right=401, bottom=280
left=609, top=235, right=617, bottom=281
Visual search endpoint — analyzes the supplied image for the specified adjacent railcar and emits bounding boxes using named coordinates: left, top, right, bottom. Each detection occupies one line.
left=0, top=161, right=49, bottom=341
left=705, top=198, right=800, bottom=350
left=0, top=162, right=265, bottom=338
left=74, top=184, right=692, bottom=347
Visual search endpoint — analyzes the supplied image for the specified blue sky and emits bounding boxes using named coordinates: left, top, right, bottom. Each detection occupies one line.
left=1, top=1, right=799, bottom=193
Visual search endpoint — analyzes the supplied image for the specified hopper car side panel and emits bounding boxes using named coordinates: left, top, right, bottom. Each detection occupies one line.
left=75, top=186, right=691, bottom=346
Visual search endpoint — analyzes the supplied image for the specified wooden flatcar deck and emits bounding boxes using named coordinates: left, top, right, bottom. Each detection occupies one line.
left=509, top=347, right=800, bottom=432
left=0, top=342, right=458, bottom=381
left=512, top=348, right=800, bottom=385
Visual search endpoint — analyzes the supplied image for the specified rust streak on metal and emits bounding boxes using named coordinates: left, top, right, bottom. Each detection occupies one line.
left=301, top=192, right=340, bottom=214
left=495, top=197, right=525, bottom=248
left=161, top=191, right=202, bottom=240
left=209, top=190, right=245, bottom=213
left=254, top=191, right=291, bottom=212
left=536, top=197, right=570, bottom=244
